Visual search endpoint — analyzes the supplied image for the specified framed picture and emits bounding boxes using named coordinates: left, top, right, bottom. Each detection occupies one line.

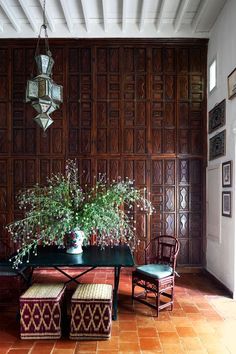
left=228, top=67, right=236, bottom=99
left=209, top=130, right=226, bottom=160
left=222, top=161, right=232, bottom=187
left=208, top=99, right=226, bottom=134
left=222, top=191, right=231, bottom=217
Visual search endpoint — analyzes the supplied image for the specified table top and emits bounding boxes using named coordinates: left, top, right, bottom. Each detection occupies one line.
left=24, top=245, right=134, bottom=268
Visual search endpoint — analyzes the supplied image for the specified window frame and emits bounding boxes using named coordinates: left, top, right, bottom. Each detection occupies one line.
left=209, top=56, right=217, bottom=94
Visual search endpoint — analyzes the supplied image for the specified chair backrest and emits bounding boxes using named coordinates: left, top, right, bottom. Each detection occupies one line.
left=145, top=235, right=180, bottom=270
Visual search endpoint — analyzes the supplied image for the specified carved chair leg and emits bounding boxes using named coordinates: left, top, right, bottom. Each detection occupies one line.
left=144, top=281, right=147, bottom=298
left=170, top=287, right=174, bottom=310
left=156, top=293, right=160, bottom=317
left=156, top=282, right=160, bottom=317
left=131, top=277, right=135, bottom=304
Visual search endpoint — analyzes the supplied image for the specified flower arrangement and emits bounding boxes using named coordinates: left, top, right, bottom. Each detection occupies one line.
left=7, top=160, right=154, bottom=268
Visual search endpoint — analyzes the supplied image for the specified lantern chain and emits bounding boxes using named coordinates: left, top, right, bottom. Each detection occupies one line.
left=35, top=0, right=51, bottom=64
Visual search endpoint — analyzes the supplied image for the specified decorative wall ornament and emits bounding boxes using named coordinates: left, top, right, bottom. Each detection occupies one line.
left=25, top=0, right=63, bottom=132
left=209, top=130, right=226, bottom=160
left=222, top=161, right=232, bottom=187
left=228, top=67, right=236, bottom=99
left=222, top=191, right=231, bottom=217
left=208, top=99, right=226, bottom=134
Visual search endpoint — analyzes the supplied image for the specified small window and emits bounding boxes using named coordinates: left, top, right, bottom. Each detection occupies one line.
left=209, top=58, right=217, bottom=93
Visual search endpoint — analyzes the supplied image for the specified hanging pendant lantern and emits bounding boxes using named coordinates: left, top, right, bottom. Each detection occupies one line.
left=25, top=0, right=63, bottom=132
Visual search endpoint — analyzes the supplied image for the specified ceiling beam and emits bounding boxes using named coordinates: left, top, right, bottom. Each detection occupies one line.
left=174, top=0, right=190, bottom=32
left=122, top=0, right=127, bottom=32
left=39, top=0, right=55, bottom=32
left=0, top=0, right=21, bottom=32
left=18, top=0, right=37, bottom=33
left=139, top=0, right=148, bottom=32
left=59, top=0, right=73, bottom=33
left=102, top=0, right=108, bottom=32
left=80, top=0, right=89, bottom=32
left=156, top=0, right=165, bottom=32
left=192, top=0, right=208, bottom=33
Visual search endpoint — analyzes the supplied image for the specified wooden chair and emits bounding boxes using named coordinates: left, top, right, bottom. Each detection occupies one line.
left=132, top=235, right=180, bottom=316
left=0, top=238, right=31, bottom=306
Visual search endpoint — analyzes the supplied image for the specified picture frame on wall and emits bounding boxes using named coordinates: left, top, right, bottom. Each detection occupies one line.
left=209, top=130, right=226, bottom=160
left=208, top=99, right=226, bottom=134
left=228, top=67, right=236, bottom=99
left=222, top=161, right=232, bottom=187
left=222, top=191, right=231, bottom=217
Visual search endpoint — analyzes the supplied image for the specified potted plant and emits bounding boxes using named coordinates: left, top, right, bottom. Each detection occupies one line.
left=7, top=160, right=154, bottom=268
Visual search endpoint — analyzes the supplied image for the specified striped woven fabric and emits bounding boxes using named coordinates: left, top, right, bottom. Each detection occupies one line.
left=72, top=283, right=113, bottom=301
left=21, top=283, right=65, bottom=299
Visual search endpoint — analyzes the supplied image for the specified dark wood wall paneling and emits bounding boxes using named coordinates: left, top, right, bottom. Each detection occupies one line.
left=0, top=39, right=207, bottom=265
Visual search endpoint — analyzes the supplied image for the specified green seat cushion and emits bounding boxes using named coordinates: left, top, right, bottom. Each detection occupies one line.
left=136, top=264, right=173, bottom=279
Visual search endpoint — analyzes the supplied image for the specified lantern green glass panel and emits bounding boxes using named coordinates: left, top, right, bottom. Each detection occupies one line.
left=37, top=76, right=53, bottom=100
left=32, top=100, right=58, bottom=115
left=35, top=54, right=54, bottom=75
left=34, top=113, right=54, bottom=131
left=52, top=83, right=63, bottom=103
left=26, top=80, right=39, bottom=101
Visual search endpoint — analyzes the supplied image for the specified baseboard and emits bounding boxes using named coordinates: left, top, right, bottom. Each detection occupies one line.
left=202, top=269, right=233, bottom=298
left=176, top=266, right=203, bottom=273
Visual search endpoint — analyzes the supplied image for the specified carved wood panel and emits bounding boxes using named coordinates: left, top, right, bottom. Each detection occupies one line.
left=0, top=159, right=12, bottom=257
left=0, top=39, right=207, bottom=266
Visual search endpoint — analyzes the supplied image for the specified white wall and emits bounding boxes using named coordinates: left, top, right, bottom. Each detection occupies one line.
left=207, top=0, right=236, bottom=296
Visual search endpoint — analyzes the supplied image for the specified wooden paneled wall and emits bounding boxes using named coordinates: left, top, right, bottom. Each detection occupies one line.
left=0, top=39, right=207, bottom=265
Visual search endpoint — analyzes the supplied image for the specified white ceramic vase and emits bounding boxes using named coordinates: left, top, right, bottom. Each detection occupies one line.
left=66, top=229, right=85, bottom=254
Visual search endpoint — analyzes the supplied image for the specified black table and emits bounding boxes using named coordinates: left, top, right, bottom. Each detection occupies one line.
left=20, top=245, right=134, bottom=320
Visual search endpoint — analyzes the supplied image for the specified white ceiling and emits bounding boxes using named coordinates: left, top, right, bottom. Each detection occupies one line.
left=0, top=0, right=227, bottom=38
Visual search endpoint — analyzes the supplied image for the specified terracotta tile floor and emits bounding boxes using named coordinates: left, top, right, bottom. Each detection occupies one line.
left=1, top=268, right=236, bottom=353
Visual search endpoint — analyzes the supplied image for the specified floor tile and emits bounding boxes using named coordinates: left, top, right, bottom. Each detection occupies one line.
left=119, top=321, right=137, bottom=331
left=52, top=350, right=74, bottom=354
left=11, top=340, right=35, bottom=349
left=139, top=337, right=162, bottom=351
left=180, top=337, right=205, bottom=351
left=31, top=349, right=54, bottom=354
left=7, top=350, right=31, bottom=354
left=0, top=343, right=13, bottom=354
left=97, top=351, right=119, bottom=354
left=54, top=340, right=76, bottom=349
left=137, top=327, right=157, bottom=337
left=176, top=326, right=197, bottom=337
left=155, top=320, right=176, bottom=332
left=119, top=331, right=139, bottom=342
left=162, top=344, right=185, bottom=354
left=76, top=340, right=97, bottom=351
left=159, top=332, right=180, bottom=344
left=97, top=337, right=119, bottom=351
left=119, top=342, right=140, bottom=351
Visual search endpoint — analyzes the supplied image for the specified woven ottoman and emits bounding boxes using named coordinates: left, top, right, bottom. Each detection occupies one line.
left=20, top=283, right=65, bottom=339
left=70, top=283, right=113, bottom=340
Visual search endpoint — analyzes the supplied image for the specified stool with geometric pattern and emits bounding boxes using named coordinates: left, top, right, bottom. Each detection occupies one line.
left=70, top=283, right=112, bottom=340
left=20, top=283, right=65, bottom=339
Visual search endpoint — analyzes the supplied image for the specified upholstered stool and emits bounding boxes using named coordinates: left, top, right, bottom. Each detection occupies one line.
left=20, top=283, right=65, bottom=339
left=70, top=283, right=113, bottom=340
